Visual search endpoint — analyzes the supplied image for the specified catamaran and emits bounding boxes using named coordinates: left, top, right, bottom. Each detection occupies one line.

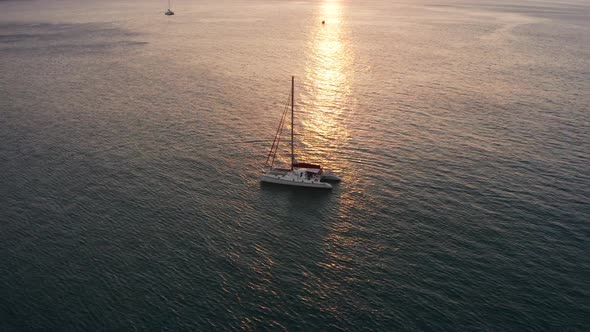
left=260, top=76, right=341, bottom=189
left=165, top=0, right=174, bottom=15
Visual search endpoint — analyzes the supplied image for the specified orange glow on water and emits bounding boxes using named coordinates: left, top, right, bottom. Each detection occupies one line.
left=299, top=0, right=353, bottom=172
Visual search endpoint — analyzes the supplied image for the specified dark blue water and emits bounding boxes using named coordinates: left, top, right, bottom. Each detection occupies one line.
left=1, top=0, right=589, bottom=330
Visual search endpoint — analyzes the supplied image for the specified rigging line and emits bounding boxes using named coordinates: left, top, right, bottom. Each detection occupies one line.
left=270, top=119, right=284, bottom=167
left=269, top=90, right=292, bottom=167
left=265, top=107, right=285, bottom=166
left=264, top=92, right=291, bottom=168
left=266, top=95, right=289, bottom=165
left=269, top=93, right=291, bottom=168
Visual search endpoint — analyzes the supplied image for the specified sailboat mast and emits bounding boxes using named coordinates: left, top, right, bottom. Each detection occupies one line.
left=291, top=76, right=295, bottom=170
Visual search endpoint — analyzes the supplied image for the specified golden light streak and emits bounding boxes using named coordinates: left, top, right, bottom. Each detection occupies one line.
left=299, top=0, right=353, bottom=173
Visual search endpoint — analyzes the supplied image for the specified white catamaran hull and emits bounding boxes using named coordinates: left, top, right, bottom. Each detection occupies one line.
left=260, top=174, right=332, bottom=189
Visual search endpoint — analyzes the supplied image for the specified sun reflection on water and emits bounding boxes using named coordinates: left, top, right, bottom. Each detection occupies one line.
left=297, top=0, right=377, bottom=317
left=298, top=0, right=354, bottom=175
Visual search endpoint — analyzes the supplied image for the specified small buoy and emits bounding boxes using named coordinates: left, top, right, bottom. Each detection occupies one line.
left=322, top=20, right=325, bottom=25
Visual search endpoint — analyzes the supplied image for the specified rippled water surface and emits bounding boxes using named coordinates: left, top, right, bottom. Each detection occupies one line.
left=1, top=0, right=589, bottom=330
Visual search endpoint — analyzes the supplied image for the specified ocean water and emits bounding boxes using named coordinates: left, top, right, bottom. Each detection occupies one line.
left=1, top=0, right=589, bottom=330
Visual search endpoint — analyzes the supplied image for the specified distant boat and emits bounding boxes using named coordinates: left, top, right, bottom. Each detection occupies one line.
left=260, top=76, right=340, bottom=189
left=165, top=0, right=174, bottom=15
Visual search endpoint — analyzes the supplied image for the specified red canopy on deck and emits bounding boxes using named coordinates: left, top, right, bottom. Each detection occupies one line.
left=293, top=162, right=321, bottom=169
